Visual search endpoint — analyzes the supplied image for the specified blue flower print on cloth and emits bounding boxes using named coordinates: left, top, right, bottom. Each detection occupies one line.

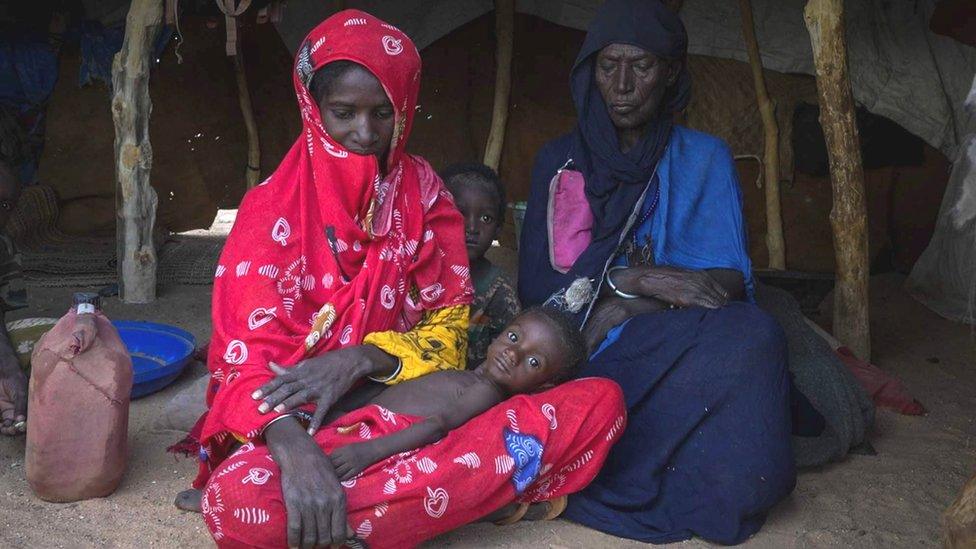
left=503, top=427, right=544, bottom=494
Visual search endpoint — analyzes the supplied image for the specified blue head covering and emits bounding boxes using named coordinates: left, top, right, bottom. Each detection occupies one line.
left=565, top=0, right=691, bottom=283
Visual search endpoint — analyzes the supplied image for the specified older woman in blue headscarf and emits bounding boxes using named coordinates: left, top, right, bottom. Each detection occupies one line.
left=518, top=0, right=796, bottom=544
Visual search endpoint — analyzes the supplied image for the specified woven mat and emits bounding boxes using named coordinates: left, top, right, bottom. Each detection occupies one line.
left=12, top=185, right=224, bottom=288
left=23, top=235, right=225, bottom=288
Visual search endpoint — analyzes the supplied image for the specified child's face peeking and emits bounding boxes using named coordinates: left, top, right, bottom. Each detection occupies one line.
left=451, top=183, right=500, bottom=263
left=481, top=311, right=569, bottom=394
left=317, top=64, right=395, bottom=165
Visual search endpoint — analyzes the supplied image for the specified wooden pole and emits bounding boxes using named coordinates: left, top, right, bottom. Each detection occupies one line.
left=739, top=0, right=786, bottom=270
left=231, top=19, right=261, bottom=188
left=483, top=0, right=514, bottom=171
left=112, top=0, right=162, bottom=304
left=804, top=0, right=871, bottom=359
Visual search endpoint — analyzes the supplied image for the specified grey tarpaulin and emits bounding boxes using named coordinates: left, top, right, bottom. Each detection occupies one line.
left=907, top=75, right=976, bottom=324
left=274, top=0, right=975, bottom=160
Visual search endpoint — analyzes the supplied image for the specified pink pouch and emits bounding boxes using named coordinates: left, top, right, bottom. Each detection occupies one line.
left=547, top=168, right=593, bottom=273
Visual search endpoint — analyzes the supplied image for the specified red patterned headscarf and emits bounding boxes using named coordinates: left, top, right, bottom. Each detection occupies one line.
left=201, top=10, right=473, bottom=445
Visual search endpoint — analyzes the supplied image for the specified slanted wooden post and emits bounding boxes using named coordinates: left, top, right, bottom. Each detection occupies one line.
left=216, top=0, right=261, bottom=188
left=483, top=0, right=515, bottom=171
left=739, top=0, right=786, bottom=270
left=231, top=20, right=261, bottom=188
left=112, top=0, right=162, bottom=303
left=804, top=0, right=870, bottom=359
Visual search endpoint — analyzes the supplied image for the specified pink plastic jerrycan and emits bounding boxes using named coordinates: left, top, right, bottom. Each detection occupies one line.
left=26, top=292, right=133, bottom=502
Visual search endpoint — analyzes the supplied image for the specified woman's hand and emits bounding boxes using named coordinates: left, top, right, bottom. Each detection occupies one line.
left=265, top=416, right=352, bottom=548
left=612, top=265, right=729, bottom=309
left=254, top=345, right=397, bottom=435
left=583, top=296, right=645, bottom=352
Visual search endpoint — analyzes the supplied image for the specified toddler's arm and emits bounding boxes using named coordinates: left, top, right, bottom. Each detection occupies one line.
left=331, top=379, right=504, bottom=480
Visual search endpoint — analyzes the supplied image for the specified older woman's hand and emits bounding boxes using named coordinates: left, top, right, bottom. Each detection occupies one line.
left=254, top=344, right=398, bottom=435
left=611, top=265, right=729, bottom=309
left=265, top=416, right=352, bottom=548
left=583, top=295, right=667, bottom=352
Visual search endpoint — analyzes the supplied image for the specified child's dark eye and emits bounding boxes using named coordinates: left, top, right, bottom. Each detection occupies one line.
left=507, top=331, right=518, bottom=343
left=528, top=357, right=540, bottom=368
left=480, top=214, right=494, bottom=225
left=331, top=110, right=354, bottom=120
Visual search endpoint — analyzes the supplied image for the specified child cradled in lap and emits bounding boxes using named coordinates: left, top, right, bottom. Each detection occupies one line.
left=329, top=306, right=586, bottom=480
left=441, top=163, right=520, bottom=369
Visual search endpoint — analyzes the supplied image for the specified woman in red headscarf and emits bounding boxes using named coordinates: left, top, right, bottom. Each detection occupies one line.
left=186, top=10, right=626, bottom=548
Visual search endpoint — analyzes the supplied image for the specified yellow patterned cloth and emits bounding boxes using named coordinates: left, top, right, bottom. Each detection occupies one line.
left=364, top=305, right=469, bottom=384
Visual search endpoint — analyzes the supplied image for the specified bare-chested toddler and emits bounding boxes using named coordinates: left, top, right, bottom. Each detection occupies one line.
left=327, top=306, right=586, bottom=480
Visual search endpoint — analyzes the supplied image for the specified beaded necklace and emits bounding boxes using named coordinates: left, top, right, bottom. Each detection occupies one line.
left=625, top=183, right=661, bottom=265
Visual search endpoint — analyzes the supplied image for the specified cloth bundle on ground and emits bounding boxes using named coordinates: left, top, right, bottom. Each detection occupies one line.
left=835, top=348, right=926, bottom=416
left=797, top=310, right=927, bottom=416
left=754, top=283, right=875, bottom=467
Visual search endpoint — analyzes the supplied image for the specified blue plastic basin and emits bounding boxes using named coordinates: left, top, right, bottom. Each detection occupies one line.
left=112, top=320, right=196, bottom=399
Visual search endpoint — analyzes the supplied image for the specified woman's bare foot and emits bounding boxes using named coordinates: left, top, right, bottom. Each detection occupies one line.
left=483, top=496, right=567, bottom=525
left=174, top=488, right=202, bottom=513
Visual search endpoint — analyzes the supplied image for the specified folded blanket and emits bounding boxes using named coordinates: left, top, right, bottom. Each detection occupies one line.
left=756, top=283, right=875, bottom=467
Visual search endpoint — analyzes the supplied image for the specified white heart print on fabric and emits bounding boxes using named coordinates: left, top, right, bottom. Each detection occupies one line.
left=374, top=502, right=389, bottom=517
left=236, top=261, right=251, bottom=277
left=607, top=415, right=625, bottom=441
left=248, top=307, right=277, bottom=331
left=416, top=457, right=437, bottom=474
left=339, top=325, right=354, bottom=345
left=541, top=403, right=557, bottom=430
left=424, top=486, right=449, bottom=518
left=380, top=285, right=396, bottom=310
left=382, top=35, right=403, bottom=56
left=224, top=340, right=248, bottom=365
left=420, top=283, right=444, bottom=303
left=271, top=217, right=291, bottom=246
left=233, top=507, right=271, bottom=525
left=241, top=467, right=272, bottom=486
left=453, top=452, right=481, bottom=469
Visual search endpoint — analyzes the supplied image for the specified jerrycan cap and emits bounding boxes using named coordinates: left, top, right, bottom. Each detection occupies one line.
left=73, top=292, right=101, bottom=313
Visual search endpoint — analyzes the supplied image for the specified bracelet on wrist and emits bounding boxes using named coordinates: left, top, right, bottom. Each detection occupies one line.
left=605, top=265, right=640, bottom=299
left=368, top=357, right=402, bottom=383
left=260, top=412, right=300, bottom=440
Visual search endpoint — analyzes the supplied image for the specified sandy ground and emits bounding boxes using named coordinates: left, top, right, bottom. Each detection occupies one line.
left=1, top=273, right=973, bottom=548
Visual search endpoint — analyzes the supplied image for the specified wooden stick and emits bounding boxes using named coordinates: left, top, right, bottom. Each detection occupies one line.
left=112, top=0, right=163, bottom=304
left=231, top=19, right=261, bottom=188
left=483, top=0, right=515, bottom=171
left=804, top=0, right=871, bottom=360
left=739, top=0, right=786, bottom=270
